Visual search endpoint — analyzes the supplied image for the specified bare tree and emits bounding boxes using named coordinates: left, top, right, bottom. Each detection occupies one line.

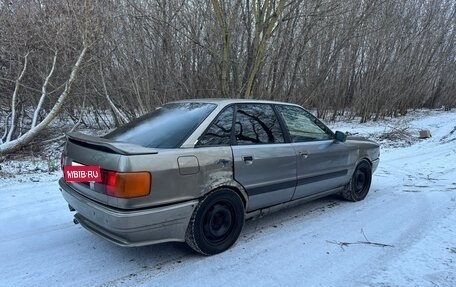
left=0, top=0, right=455, bottom=155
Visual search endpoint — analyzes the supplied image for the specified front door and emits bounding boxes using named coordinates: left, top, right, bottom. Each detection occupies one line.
left=275, top=105, right=350, bottom=199
left=291, top=140, right=350, bottom=198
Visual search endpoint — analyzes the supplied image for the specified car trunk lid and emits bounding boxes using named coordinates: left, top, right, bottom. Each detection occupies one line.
left=62, top=132, right=157, bottom=206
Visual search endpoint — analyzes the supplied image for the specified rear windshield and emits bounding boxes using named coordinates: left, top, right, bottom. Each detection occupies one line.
left=104, top=103, right=216, bottom=148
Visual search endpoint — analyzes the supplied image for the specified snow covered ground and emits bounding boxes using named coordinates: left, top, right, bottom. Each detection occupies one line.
left=1, top=109, right=455, bottom=287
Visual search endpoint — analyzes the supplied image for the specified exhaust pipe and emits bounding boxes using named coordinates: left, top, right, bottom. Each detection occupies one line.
left=73, top=218, right=79, bottom=225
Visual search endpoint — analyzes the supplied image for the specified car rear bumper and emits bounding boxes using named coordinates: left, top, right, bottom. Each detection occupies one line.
left=59, top=178, right=198, bottom=247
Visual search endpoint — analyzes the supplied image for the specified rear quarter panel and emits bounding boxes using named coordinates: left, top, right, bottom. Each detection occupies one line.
left=114, top=146, right=245, bottom=209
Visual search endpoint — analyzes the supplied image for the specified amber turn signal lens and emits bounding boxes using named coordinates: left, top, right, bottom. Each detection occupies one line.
left=106, top=172, right=151, bottom=198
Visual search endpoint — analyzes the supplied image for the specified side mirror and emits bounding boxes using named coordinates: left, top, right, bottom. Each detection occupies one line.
left=334, top=131, right=347, bottom=143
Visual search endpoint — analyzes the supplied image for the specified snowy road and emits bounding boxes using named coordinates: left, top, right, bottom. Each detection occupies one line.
left=1, top=110, right=456, bottom=287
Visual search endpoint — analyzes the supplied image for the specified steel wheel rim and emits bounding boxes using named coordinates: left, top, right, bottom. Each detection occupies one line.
left=354, top=167, right=370, bottom=196
left=203, top=201, right=235, bottom=244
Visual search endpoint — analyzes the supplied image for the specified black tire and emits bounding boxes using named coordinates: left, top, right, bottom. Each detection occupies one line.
left=185, top=189, right=245, bottom=255
left=341, top=160, right=372, bottom=202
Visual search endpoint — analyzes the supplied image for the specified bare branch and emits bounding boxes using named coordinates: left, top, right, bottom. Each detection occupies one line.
left=32, top=50, right=58, bottom=128
left=327, top=239, right=394, bottom=251
left=0, top=44, right=88, bottom=155
left=1, top=113, right=12, bottom=144
left=6, top=52, right=30, bottom=142
left=99, top=63, right=128, bottom=124
left=327, top=229, right=394, bottom=251
left=39, top=96, right=86, bottom=145
left=0, top=77, right=42, bottom=93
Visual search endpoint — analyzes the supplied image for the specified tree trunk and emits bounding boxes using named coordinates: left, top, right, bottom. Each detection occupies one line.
left=0, top=45, right=88, bottom=156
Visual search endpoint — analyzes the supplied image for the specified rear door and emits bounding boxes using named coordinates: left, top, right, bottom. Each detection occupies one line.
left=231, top=104, right=296, bottom=211
left=275, top=105, right=350, bottom=199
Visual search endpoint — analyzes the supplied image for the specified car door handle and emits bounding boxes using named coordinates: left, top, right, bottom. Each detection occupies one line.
left=242, top=155, right=253, bottom=165
left=298, top=151, right=309, bottom=158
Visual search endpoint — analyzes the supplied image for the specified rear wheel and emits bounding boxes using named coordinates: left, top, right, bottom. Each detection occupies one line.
left=341, top=160, right=372, bottom=201
left=185, top=189, right=245, bottom=255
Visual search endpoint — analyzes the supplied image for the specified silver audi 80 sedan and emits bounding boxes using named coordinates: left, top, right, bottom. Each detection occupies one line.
left=59, top=99, right=380, bottom=255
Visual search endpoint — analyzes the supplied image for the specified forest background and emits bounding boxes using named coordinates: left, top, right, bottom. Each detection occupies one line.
left=0, top=0, right=455, bottom=155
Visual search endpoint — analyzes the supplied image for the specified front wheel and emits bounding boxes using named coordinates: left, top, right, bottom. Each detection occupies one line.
left=341, top=160, right=372, bottom=201
left=185, top=189, right=245, bottom=255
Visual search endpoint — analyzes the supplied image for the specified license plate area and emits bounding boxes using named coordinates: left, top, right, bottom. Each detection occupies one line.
left=64, top=163, right=101, bottom=183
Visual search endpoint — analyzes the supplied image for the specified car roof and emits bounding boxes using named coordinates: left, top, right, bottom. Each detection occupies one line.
left=170, top=98, right=302, bottom=107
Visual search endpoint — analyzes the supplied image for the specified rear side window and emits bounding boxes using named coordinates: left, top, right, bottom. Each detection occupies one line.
left=235, top=104, right=285, bottom=145
left=105, top=103, right=216, bottom=148
left=198, top=106, right=234, bottom=146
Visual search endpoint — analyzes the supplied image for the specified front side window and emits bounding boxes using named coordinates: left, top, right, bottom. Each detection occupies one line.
left=235, top=104, right=285, bottom=145
left=104, top=102, right=216, bottom=148
left=198, top=106, right=234, bottom=146
left=277, top=105, right=333, bottom=142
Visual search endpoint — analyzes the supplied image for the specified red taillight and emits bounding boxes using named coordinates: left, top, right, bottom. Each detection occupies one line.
left=105, top=171, right=117, bottom=196
left=102, top=170, right=151, bottom=198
